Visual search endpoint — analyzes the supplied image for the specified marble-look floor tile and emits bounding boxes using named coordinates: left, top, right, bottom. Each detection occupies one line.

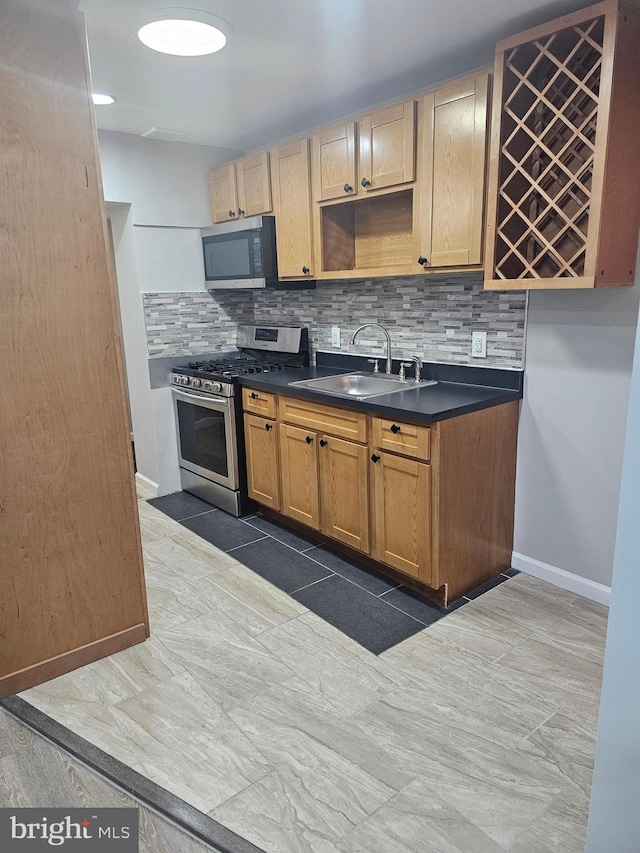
left=338, top=776, right=505, bottom=853
left=168, top=529, right=244, bottom=574
left=257, top=612, right=405, bottom=717
left=229, top=676, right=413, bottom=799
left=144, top=572, right=212, bottom=631
left=211, top=767, right=343, bottom=853
left=137, top=501, right=185, bottom=544
left=522, top=710, right=597, bottom=797
left=200, top=565, right=309, bottom=635
left=144, top=535, right=228, bottom=580
left=155, top=613, right=294, bottom=711
left=472, top=580, right=606, bottom=664
left=109, top=672, right=272, bottom=813
left=489, top=637, right=604, bottom=707
left=426, top=599, right=532, bottom=663
left=507, top=782, right=589, bottom=853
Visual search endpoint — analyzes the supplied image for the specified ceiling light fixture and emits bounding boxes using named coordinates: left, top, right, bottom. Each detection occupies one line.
left=136, top=8, right=230, bottom=56
left=92, top=93, right=116, bottom=105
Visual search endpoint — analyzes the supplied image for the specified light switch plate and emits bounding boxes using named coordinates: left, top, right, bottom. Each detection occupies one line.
left=472, top=330, right=487, bottom=358
left=331, top=326, right=341, bottom=347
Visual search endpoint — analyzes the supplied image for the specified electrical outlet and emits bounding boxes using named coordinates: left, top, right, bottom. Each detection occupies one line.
left=331, top=326, right=341, bottom=347
left=472, top=330, right=487, bottom=358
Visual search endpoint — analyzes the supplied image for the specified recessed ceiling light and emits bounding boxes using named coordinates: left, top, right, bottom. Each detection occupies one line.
left=136, top=9, right=230, bottom=56
left=92, top=93, right=116, bottom=105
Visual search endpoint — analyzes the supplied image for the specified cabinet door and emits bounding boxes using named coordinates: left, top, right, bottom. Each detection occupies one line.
left=359, top=100, right=416, bottom=192
left=312, top=122, right=357, bottom=201
left=243, top=414, right=280, bottom=510
left=420, top=74, right=489, bottom=267
left=236, top=152, right=272, bottom=216
left=319, top=435, right=369, bottom=553
left=209, top=162, right=238, bottom=223
left=270, top=139, right=314, bottom=278
left=372, top=452, right=431, bottom=582
left=279, top=423, right=320, bottom=529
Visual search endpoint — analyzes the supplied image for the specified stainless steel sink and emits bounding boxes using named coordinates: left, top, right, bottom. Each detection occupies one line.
left=288, top=372, right=437, bottom=400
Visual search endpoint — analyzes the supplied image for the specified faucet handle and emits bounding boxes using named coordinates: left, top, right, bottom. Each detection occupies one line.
left=410, top=356, right=422, bottom=382
left=399, top=362, right=412, bottom=380
left=367, top=359, right=380, bottom=374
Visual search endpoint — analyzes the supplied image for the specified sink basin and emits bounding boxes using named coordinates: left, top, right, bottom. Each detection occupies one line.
left=288, top=372, right=437, bottom=400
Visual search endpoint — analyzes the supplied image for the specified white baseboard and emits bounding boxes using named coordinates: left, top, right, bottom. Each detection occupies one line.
left=512, top=552, right=610, bottom=607
left=135, top=472, right=159, bottom=499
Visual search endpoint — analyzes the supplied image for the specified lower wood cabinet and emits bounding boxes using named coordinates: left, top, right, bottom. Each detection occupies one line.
left=371, top=451, right=431, bottom=582
left=279, top=423, right=321, bottom=529
left=243, top=413, right=280, bottom=510
left=319, top=435, right=370, bottom=553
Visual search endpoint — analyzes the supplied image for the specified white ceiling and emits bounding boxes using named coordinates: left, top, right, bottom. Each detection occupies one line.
left=81, top=0, right=589, bottom=152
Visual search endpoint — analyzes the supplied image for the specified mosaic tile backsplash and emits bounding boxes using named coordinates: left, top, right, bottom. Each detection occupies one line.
left=143, top=273, right=526, bottom=368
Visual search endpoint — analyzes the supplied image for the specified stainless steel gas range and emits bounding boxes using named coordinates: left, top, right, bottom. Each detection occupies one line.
left=171, top=324, right=309, bottom=516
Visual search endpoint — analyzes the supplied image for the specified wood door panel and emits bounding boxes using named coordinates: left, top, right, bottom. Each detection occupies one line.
left=244, top=414, right=280, bottom=510
left=373, top=453, right=431, bottom=582
left=271, top=139, right=314, bottom=278
left=237, top=152, right=272, bottom=216
left=371, top=417, right=431, bottom=461
left=279, top=423, right=320, bottom=529
left=313, top=122, right=357, bottom=201
left=360, top=100, right=416, bottom=191
left=209, top=162, right=238, bottom=223
left=319, top=436, right=369, bottom=553
left=0, top=0, right=147, bottom=695
left=423, top=73, right=489, bottom=268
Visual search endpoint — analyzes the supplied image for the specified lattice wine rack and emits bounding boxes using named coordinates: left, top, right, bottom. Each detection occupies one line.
left=484, top=0, right=640, bottom=290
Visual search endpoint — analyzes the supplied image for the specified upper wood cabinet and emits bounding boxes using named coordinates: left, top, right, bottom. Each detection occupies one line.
left=484, top=0, right=640, bottom=290
left=418, top=73, right=490, bottom=268
left=270, top=139, right=315, bottom=278
left=359, top=100, right=416, bottom=193
left=209, top=153, right=272, bottom=223
left=209, top=162, right=238, bottom=223
left=312, top=122, right=357, bottom=201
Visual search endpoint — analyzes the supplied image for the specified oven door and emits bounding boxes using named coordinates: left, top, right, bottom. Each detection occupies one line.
left=173, top=388, right=239, bottom=490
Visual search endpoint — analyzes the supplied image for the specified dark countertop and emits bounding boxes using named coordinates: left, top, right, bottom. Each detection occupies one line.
left=239, top=365, right=522, bottom=424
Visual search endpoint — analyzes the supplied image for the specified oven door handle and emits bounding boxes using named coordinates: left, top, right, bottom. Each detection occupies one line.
left=173, top=388, right=230, bottom=406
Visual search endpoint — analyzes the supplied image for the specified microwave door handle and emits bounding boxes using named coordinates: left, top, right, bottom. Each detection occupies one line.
left=173, top=389, right=230, bottom=406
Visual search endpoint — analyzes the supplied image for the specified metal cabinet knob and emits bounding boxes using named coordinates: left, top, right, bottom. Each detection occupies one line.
left=228, top=209, right=236, bottom=217
left=417, top=255, right=429, bottom=266
left=343, top=183, right=353, bottom=193
left=371, top=453, right=380, bottom=463
left=238, top=208, right=245, bottom=216
left=250, top=392, right=259, bottom=399
left=390, top=424, right=401, bottom=434
left=265, top=423, right=272, bottom=431
left=319, top=439, right=327, bottom=447
left=305, top=435, right=314, bottom=444
left=361, top=177, right=371, bottom=188
left=302, top=265, right=310, bottom=275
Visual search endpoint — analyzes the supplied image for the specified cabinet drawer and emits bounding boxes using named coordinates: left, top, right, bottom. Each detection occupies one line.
left=279, top=396, right=367, bottom=443
left=243, top=387, right=277, bottom=419
left=371, top=416, right=430, bottom=461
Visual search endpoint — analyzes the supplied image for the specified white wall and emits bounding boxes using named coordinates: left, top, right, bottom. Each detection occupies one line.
left=99, top=131, right=241, bottom=494
left=513, top=251, right=640, bottom=601
left=585, top=285, right=640, bottom=851
left=99, top=130, right=241, bottom=227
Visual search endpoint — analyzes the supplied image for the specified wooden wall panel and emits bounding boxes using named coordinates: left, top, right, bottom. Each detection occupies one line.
left=0, top=0, right=148, bottom=697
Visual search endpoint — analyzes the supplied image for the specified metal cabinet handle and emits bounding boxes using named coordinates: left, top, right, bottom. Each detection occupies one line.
left=238, top=208, right=245, bottom=216
left=319, top=439, right=327, bottom=447
left=265, top=423, right=272, bottom=431
left=302, top=265, right=310, bottom=275
left=305, top=435, right=314, bottom=444
left=228, top=209, right=236, bottom=217
left=361, top=177, right=371, bottom=188
left=371, top=453, right=380, bottom=463
left=390, top=424, right=401, bottom=434
left=250, top=392, right=259, bottom=399
left=343, top=183, right=353, bottom=193
left=417, top=255, right=429, bottom=266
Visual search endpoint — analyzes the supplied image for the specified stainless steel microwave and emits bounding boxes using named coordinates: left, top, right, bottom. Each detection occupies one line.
left=201, top=215, right=315, bottom=291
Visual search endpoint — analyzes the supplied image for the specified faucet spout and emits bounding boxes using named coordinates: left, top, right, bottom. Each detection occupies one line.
left=350, top=323, right=393, bottom=375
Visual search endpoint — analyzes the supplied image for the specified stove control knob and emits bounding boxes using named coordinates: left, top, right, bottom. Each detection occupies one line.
left=202, top=381, right=213, bottom=393
left=190, top=378, right=201, bottom=389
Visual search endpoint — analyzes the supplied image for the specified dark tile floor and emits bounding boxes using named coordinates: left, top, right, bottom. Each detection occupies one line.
left=148, top=493, right=518, bottom=654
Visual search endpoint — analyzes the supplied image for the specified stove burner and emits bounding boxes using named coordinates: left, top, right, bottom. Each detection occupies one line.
left=187, top=357, right=286, bottom=377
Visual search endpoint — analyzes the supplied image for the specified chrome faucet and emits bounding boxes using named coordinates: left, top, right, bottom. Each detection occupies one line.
left=350, top=323, right=393, bottom=375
